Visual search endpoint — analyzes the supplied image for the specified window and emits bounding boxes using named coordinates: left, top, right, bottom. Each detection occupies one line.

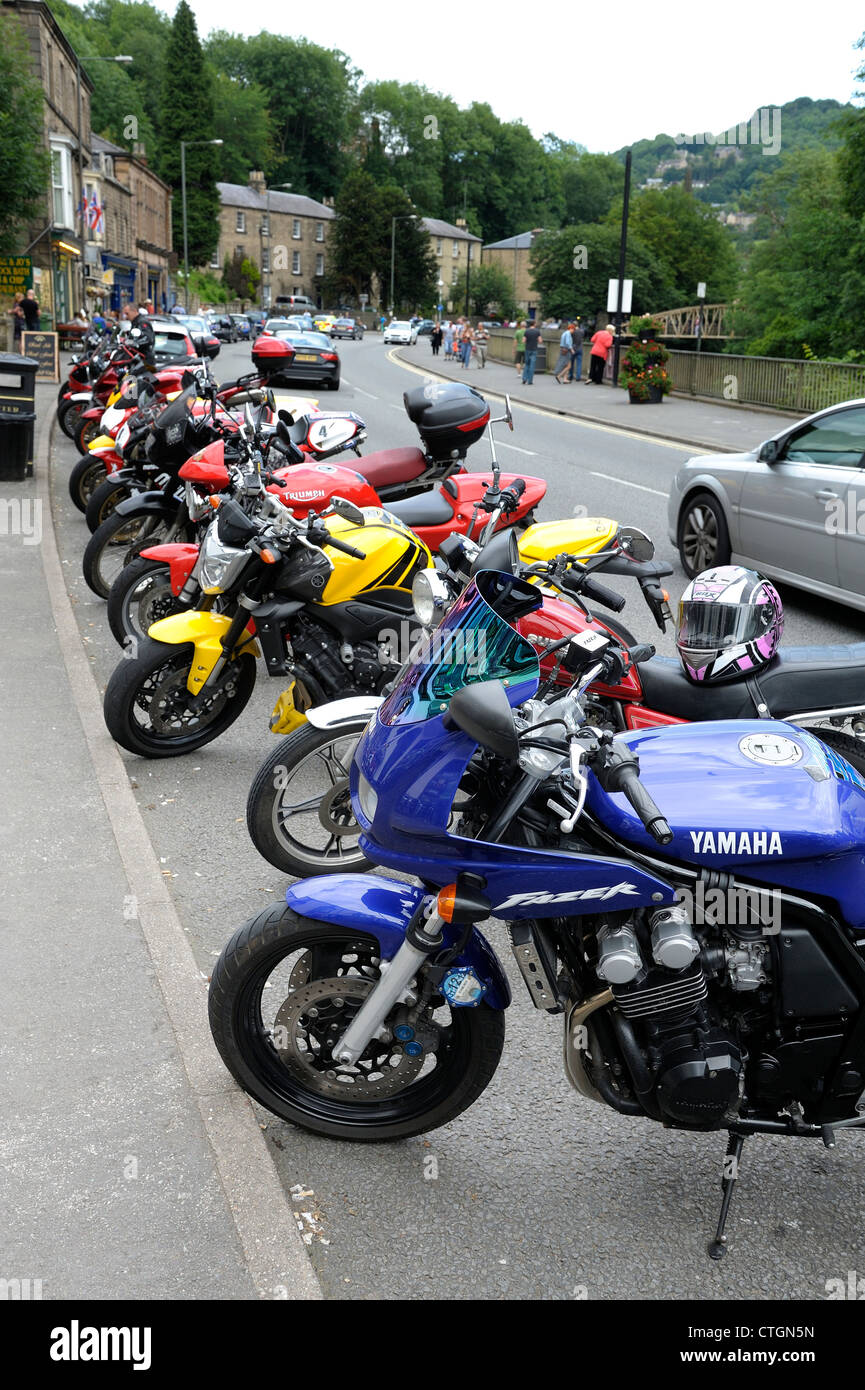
left=436, top=238, right=442, bottom=256
left=50, top=143, right=74, bottom=228
left=782, top=408, right=865, bottom=467
left=261, top=213, right=270, bottom=235
left=292, top=219, right=301, bottom=239
left=236, top=211, right=246, bottom=232
left=315, top=253, right=324, bottom=276
left=292, top=251, right=301, bottom=274
left=452, top=266, right=459, bottom=284
left=235, top=246, right=245, bottom=261
left=315, top=221, right=324, bottom=241
left=210, top=245, right=220, bottom=269
left=452, top=240, right=459, bottom=257
left=261, top=248, right=270, bottom=273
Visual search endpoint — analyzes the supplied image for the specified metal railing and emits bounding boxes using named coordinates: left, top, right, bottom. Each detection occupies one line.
left=668, top=351, right=865, bottom=413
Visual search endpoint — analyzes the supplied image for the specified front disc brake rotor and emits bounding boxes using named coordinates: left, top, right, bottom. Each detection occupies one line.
left=272, top=976, right=426, bottom=1098
left=140, top=663, right=235, bottom=733
left=317, top=780, right=359, bottom=838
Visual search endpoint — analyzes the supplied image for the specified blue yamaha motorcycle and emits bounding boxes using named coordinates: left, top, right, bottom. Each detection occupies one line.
left=209, top=570, right=865, bottom=1257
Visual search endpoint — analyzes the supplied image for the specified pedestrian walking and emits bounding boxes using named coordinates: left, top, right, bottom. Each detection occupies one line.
left=553, top=322, right=574, bottom=383
left=443, top=320, right=454, bottom=359
left=474, top=322, right=488, bottom=367
left=588, top=323, right=614, bottom=384
left=459, top=322, right=474, bottom=368
left=514, top=320, right=526, bottom=375
left=22, top=288, right=40, bottom=331
left=568, top=319, right=584, bottom=382
left=521, top=320, right=542, bottom=385
left=10, top=292, right=24, bottom=343
left=431, top=322, right=443, bottom=356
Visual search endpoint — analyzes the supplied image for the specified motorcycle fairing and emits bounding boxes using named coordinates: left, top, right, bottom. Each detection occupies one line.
left=284, top=873, right=512, bottom=1009
left=140, top=542, right=200, bottom=595
left=586, top=719, right=865, bottom=931
left=146, top=611, right=260, bottom=694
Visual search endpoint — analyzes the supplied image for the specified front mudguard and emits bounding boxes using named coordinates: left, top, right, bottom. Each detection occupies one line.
left=114, top=490, right=178, bottom=520
left=285, top=873, right=511, bottom=1010
left=140, top=541, right=200, bottom=595
left=147, top=610, right=260, bottom=695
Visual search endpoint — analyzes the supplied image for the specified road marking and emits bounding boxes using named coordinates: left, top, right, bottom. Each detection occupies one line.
left=591, top=470, right=667, bottom=497
left=498, top=440, right=538, bottom=456
left=342, top=380, right=378, bottom=400
left=385, top=348, right=694, bottom=452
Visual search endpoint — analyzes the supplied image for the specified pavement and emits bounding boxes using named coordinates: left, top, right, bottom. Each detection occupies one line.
left=6, top=340, right=865, bottom=1302
left=0, top=379, right=321, bottom=1301
left=395, top=340, right=795, bottom=454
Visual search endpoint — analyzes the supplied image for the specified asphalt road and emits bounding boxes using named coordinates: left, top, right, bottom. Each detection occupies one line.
left=51, top=335, right=865, bottom=1300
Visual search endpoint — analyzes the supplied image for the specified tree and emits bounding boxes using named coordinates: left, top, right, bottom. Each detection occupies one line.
left=530, top=224, right=675, bottom=321
left=48, top=0, right=163, bottom=153
left=449, top=263, right=517, bottom=320
left=612, top=185, right=739, bottom=306
left=211, top=73, right=273, bottom=185
left=325, top=173, right=436, bottom=310
left=156, top=1, right=220, bottom=266
left=0, top=11, right=50, bottom=255
left=543, top=140, right=623, bottom=224
left=223, top=251, right=260, bottom=304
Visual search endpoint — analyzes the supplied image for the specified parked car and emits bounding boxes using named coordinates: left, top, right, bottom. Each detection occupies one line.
left=261, top=317, right=292, bottom=336
left=415, top=319, right=435, bottom=336
left=312, top=314, right=337, bottom=335
left=331, top=317, right=364, bottom=340
left=229, top=314, right=252, bottom=340
left=171, top=314, right=220, bottom=359
left=383, top=320, right=418, bottom=345
left=206, top=314, right=238, bottom=343
left=148, top=318, right=198, bottom=362
left=668, top=398, right=865, bottom=612
left=281, top=313, right=314, bottom=332
left=252, top=329, right=340, bottom=389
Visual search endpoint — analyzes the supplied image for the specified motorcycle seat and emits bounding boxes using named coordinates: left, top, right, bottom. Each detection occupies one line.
left=384, top=488, right=455, bottom=527
left=353, top=447, right=428, bottom=489
left=636, top=643, right=865, bottom=723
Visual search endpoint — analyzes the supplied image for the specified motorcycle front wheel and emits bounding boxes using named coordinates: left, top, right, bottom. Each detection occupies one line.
left=83, top=509, right=174, bottom=599
left=103, top=637, right=257, bottom=757
left=246, top=720, right=373, bottom=877
left=208, top=905, right=505, bottom=1140
left=106, top=556, right=183, bottom=647
left=57, top=398, right=86, bottom=439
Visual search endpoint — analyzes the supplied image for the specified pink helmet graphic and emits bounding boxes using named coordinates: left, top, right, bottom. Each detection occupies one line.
left=676, top=565, right=784, bottom=684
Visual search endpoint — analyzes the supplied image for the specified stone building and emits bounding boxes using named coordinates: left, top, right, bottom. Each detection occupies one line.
left=215, top=174, right=334, bottom=309
left=2, top=0, right=93, bottom=324
left=482, top=230, right=543, bottom=317
left=422, top=217, right=482, bottom=312
left=111, top=144, right=173, bottom=310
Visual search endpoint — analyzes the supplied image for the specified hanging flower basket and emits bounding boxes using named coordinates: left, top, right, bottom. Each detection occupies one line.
left=620, top=316, right=671, bottom=403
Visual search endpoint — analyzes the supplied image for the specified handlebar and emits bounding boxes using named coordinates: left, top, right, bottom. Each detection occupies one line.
left=499, top=478, right=526, bottom=513
left=600, top=743, right=672, bottom=845
left=562, top=569, right=626, bottom=613
left=319, top=533, right=366, bottom=560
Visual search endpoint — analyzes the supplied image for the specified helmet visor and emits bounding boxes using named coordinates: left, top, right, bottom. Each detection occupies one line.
left=677, top=599, right=772, bottom=655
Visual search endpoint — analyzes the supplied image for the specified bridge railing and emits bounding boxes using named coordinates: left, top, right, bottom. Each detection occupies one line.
left=625, top=304, right=730, bottom=338
left=668, top=350, right=865, bottom=413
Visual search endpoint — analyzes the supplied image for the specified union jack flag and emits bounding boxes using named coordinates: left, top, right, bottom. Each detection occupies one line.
left=89, top=191, right=104, bottom=236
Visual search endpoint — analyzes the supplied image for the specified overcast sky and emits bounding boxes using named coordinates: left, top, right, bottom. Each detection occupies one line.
left=170, top=0, right=864, bottom=152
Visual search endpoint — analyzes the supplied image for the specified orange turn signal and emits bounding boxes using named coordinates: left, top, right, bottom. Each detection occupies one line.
left=260, top=547, right=278, bottom=564
left=662, top=590, right=670, bottom=602
left=437, top=884, right=458, bottom=921
left=208, top=494, right=222, bottom=509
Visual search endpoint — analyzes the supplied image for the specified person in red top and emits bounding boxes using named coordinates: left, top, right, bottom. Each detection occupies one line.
left=587, top=323, right=614, bottom=384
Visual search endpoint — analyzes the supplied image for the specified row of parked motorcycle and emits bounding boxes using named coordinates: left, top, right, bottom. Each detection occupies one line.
left=59, top=320, right=865, bottom=1261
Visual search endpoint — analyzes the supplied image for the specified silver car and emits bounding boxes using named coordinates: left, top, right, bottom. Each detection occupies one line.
left=668, top=399, right=865, bottom=612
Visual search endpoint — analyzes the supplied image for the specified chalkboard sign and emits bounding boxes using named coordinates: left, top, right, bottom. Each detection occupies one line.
left=21, top=331, right=59, bottom=383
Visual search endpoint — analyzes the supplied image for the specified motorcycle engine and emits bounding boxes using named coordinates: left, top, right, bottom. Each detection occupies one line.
left=595, top=906, right=744, bottom=1128
left=290, top=620, right=387, bottom=697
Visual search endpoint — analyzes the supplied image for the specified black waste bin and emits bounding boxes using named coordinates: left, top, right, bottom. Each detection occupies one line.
left=0, top=353, right=39, bottom=480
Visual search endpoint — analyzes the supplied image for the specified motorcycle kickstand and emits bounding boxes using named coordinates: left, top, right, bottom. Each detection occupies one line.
left=707, top=1132, right=746, bottom=1261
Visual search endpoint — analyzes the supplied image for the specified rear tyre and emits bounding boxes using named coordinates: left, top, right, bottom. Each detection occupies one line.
left=813, top=727, right=865, bottom=779
left=85, top=476, right=132, bottom=533
left=106, top=556, right=182, bottom=647
left=677, top=491, right=730, bottom=578
left=246, top=720, right=373, bottom=877
left=68, top=454, right=108, bottom=513
left=208, top=904, right=505, bottom=1140
left=103, top=637, right=257, bottom=758
left=83, top=508, right=173, bottom=599
left=326, top=375, right=340, bottom=391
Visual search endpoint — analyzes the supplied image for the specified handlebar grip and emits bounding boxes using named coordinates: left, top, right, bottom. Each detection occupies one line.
left=579, top=574, right=626, bottom=613
left=324, top=535, right=367, bottom=560
left=617, top=766, right=673, bottom=845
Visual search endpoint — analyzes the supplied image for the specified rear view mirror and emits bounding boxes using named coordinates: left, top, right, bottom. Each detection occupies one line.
left=329, top=495, right=365, bottom=527
left=446, top=681, right=520, bottom=760
left=617, top=527, right=655, bottom=563
left=278, top=408, right=295, bottom=424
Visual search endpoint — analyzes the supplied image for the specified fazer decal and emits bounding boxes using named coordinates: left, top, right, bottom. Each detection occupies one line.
left=496, top=881, right=642, bottom=912
left=690, top=830, right=783, bottom=856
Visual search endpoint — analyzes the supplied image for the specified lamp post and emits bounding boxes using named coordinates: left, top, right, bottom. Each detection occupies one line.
left=75, top=55, right=132, bottom=317
left=262, top=182, right=291, bottom=312
left=390, top=213, right=417, bottom=317
left=180, top=138, right=223, bottom=309
left=611, top=148, right=632, bottom=389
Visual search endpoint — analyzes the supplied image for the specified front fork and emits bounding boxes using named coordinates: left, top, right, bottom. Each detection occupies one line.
left=188, top=601, right=255, bottom=709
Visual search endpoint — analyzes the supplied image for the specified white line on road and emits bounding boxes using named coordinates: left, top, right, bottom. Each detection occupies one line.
left=497, top=441, right=538, bottom=457
left=590, top=470, right=667, bottom=497
left=342, top=379, right=378, bottom=399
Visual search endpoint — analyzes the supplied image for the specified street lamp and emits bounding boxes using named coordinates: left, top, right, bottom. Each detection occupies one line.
left=75, top=55, right=132, bottom=315
left=262, top=182, right=292, bottom=311
left=390, top=214, right=417, bottom=317
left=180, top=138, right=223, bottom=307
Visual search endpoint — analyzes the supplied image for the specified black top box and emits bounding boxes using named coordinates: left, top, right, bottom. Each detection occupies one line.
left=403, top=382, right=490, bottom=459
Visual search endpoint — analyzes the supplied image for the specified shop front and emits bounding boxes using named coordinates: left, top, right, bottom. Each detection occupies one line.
left=102, top=252, right=136, bottom=312
left=51, top=236, right=83, bottom=324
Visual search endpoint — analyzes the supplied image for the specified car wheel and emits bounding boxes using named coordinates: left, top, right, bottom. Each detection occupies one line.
left=677, top=491, right=731, bottom=578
